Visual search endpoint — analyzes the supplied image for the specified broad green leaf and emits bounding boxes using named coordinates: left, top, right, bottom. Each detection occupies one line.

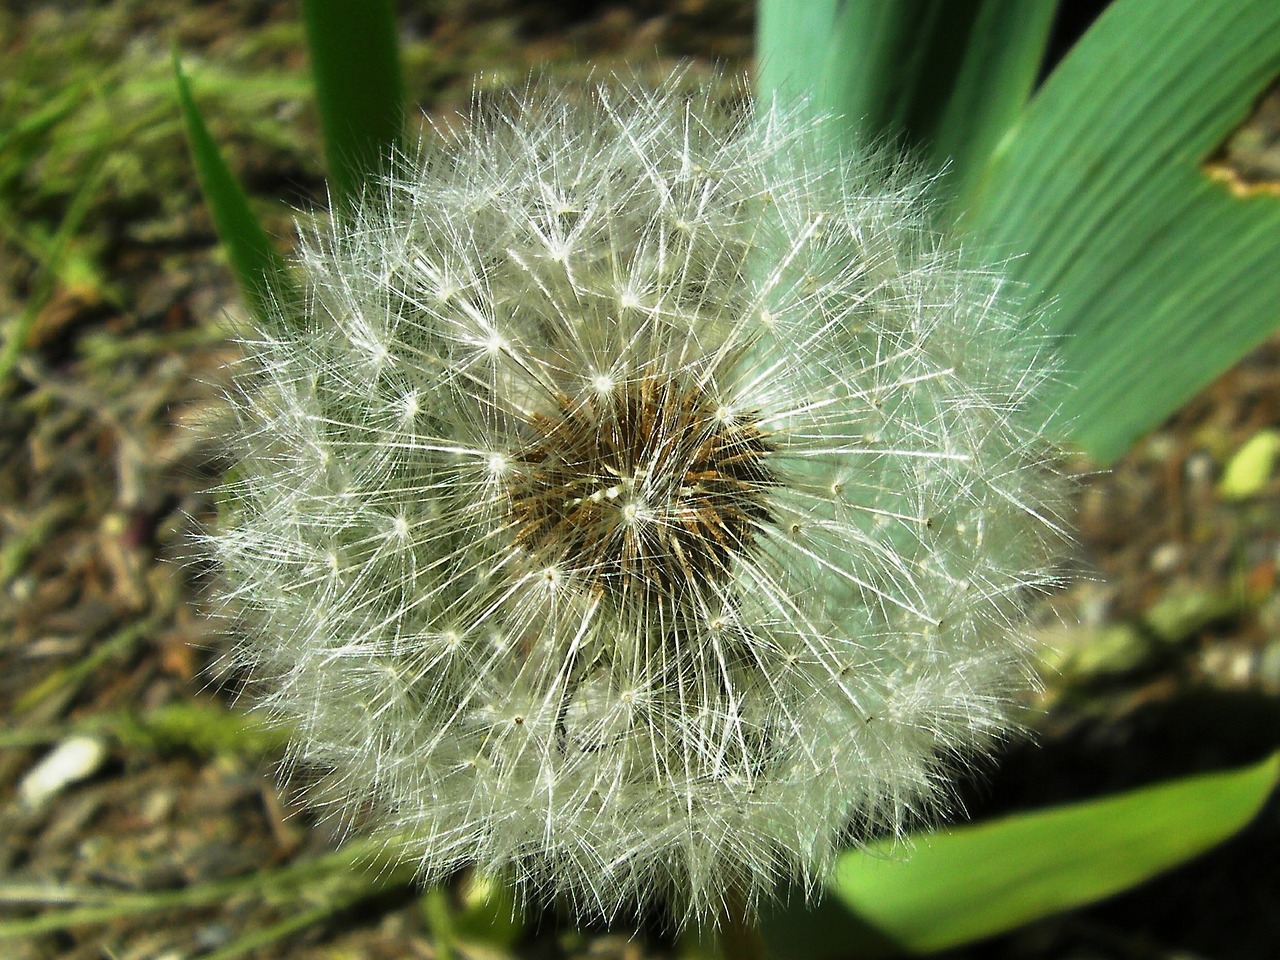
left=755, top=0, right=1056, bottom=208
left=963, top=0, right=1280, bottom=463
left=763, top=753, right=1280, bottom=957
left=174, top=55, right=294, bottom=325
left=302, top=0, right=404, bottom=213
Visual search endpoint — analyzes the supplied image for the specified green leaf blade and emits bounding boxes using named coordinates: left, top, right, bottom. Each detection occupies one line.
left=927, top=2, right=1058, bottom=211
left=963, top=0, right=1280, bottom=462
left=301, top=0, right=404, bottom=213
left=756, top=0, right=1056, bottom=208
left=174, top=55, right=293, bottom=325
left=764, top=753, right=1280, bottom=957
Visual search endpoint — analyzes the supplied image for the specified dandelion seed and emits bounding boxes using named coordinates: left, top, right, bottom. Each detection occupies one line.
left=207, top=74, right=1067, bottom=926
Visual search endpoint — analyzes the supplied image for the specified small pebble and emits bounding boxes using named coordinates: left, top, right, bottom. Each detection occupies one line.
left=1185, top=450, right=1217, bottom=487
left=18, top=736, right=108, bottom=811
left=1148, top=541, right=1184, bottom=574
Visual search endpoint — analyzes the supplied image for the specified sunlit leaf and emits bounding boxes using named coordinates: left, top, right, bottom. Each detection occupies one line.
left=763, top=753, right=1280, bottom=957
left=963, top=0, right=1280, bottom=462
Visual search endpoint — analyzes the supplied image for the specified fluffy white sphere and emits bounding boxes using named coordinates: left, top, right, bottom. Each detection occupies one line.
left=209, top=75, right=1065, bottom=924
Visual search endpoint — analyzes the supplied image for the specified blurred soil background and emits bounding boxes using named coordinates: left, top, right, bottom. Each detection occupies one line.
left=1, top=1, right=1279, bottom=958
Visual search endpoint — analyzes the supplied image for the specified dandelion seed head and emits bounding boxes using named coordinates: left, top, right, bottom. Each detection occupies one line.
left=207, top=73, right=1068, bottom=926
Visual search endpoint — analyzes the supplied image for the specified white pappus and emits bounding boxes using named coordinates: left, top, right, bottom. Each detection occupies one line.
left=206, top=74, right=1068, bottom=926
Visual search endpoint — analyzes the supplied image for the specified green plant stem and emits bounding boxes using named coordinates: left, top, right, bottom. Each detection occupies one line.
left=13, top=613, right=161, bottom=715
left=421, top=887, right=457, bottom=960
left=199, top=896, right=358, bottom=960
left=0, top=837, right=410, bottom=942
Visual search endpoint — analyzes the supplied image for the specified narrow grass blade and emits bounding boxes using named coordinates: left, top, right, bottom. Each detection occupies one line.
left=301, top=0, right=404, bottom=213
left=0, top=78, right=91, bottom=156
left=0, top=145, right=107, bottom=388
left=763, top=753, right=1280, bottom=957
left=756, top=0, right=1055, bottom=207
left=174, top=55, right=293, bottom=325
left=0, top=836, right=413, bottom=941
left=963, top=0, right=1280, bottom=462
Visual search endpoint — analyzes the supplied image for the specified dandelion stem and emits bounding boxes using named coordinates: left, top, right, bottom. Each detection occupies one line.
left=718, top=894, right=768, bottom=960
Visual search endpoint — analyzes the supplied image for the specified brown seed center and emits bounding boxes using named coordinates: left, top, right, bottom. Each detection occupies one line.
left=506, top=376, right=775, bottom=601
